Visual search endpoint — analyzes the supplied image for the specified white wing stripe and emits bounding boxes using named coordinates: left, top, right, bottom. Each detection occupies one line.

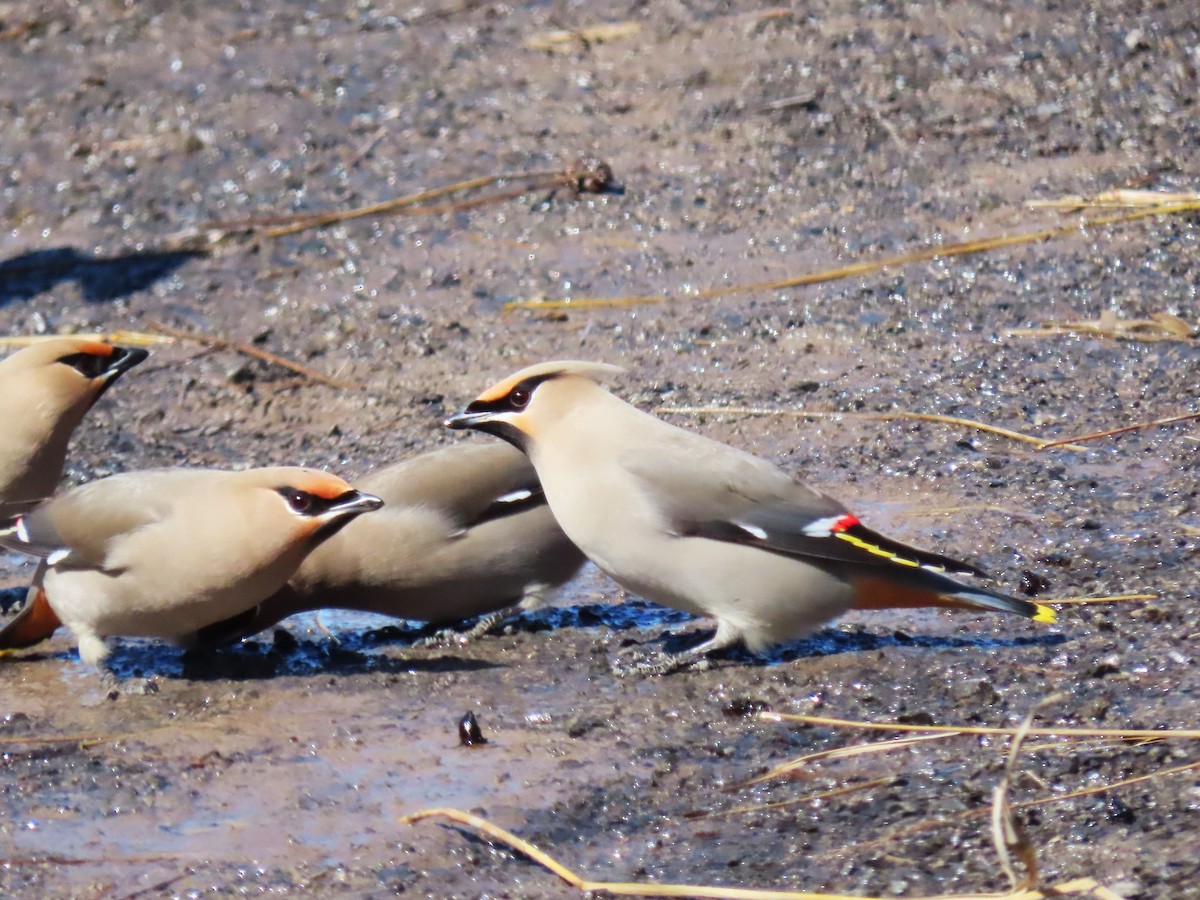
left=734, top=521, right=769, bottom=540
left=802, top=516, right=843, bottom=538
left=494, top=488, right=534, bottom=504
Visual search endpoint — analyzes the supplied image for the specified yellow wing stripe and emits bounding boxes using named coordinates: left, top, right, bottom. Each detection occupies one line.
left=836, top=531, right=1059, bottom=625
left=834, top=531, right=925, bottom=568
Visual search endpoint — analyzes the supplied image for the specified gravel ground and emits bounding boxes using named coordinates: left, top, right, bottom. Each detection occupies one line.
left=1, top=1, right=1198, bottom=897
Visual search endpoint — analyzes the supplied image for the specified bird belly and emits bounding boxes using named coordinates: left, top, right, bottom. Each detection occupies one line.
left=290, top=507, right=585, bottom=624
left=587, top=533, right=857, bottom=652
left=44, top=556, right=298, bottom=642
left=535, top=455, right=855, bottom=650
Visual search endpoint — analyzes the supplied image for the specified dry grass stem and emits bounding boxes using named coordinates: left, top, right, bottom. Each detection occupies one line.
left=0, top=851, right=193, bottom=867
left=656, top=403, right=1200, bottom=453
left=745, top=733, right=959, bottom=786
left=844, top=760, right=1200, bottom=860
left=0, top=331, right=174, bottom=348
left=760, top=711, right=1200, bottom=741
left=116, top=871, right=193, bottom=900
left=524, top=21, right=641, bottom=51
left=504, top=199, right=1200, bottom=311
left=402, top=0, right=492, bottom=25
left=654, top=406, right=1088, bottom=452
left=1007, top=310, right=1196, bottom=343
left=345, top=124, right=390, bottom=169
left=702, top=777, right=896, bottom=819
left=402, top=807, right=1120, bottom=899
left=1021, top=737, right=1163, bottom=755
left=1026, top=761, right=1200, bottom=807
left=1034, top=409, right=1200, bottom=450
left=145, top=319, right=360, bottom=390
left=173, top=172, right=526, bottom=244
left=883, top=413, right=1057, bottom=446
left=313, top=612, right=338, bottom=642
left=1026, top=188, right=1200, bottom=210
left=1049, top=594, right=1155, bottom=605
left=166, top=160, right=613, bottom=247
left=0, top=733, right=129, bottom=747
left=893, top=505, right=1030, bottom=519
left=991, top=698, right=1061, bottom=890
left=260, top=178, right=556, bottom=236
left=0, top=721, right=204, bottom=750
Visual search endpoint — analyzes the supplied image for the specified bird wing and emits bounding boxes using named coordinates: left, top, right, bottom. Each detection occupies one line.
left=0, top=475, right=173, bottom=569
left=357, top=444, right=547, bottom=533
left=619, top=443, right=987, bottom=577
left=0, top=512, right=68, bottom=561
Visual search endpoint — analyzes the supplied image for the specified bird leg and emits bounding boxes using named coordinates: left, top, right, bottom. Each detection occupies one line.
left=413, top=603, right=521, bottom=648
left=611, top=645, right=711, bottom=677
left=75, top=630, right=112, bottom=667
left=611, top=621, right=743, bottom=677
left=413, top=583, right=551, bottom=648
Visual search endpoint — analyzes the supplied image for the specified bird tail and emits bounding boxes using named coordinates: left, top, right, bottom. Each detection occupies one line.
left=851, top=572, right=1056, bottom=623
left=0, top=583, right=62, bottom=651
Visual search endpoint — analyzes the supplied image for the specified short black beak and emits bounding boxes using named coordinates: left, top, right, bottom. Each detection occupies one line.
left=105, top=346, right=150, bottom=379
left=88, top=346, right=150, bottom=407
left=328, top=490, right=385, bottom=516
left=445, top=410, right=491, bottom=430
left=311, top=490, right=383, bottom=543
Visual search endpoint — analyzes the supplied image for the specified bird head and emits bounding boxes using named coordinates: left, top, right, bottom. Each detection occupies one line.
left=0, top=338, right=149, bottom=411
left=261, top=468, right=385, bottom=543
left=446, top=360, right=624, bottom=450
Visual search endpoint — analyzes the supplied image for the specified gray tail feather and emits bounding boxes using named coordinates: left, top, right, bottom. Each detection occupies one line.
left=915, top=567, right=1055, bottom=622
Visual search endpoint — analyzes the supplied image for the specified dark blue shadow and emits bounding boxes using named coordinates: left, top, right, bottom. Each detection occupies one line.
left=627, top=612, right=1067, bottom=666
left=0, top=587, right=24, bottom=616
left=100, top=636, right=501, bottom=682
left=313, top=599, right=1065, bottom=665
left=0, top=246, right=204, bottom=304
left=3, top=595, right=1064, bottom=681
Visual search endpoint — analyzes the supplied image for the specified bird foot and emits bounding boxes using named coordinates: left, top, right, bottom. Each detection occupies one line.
left=610, top=648, right=712, bottom=677
left=412, top=606, right=518, bottom=649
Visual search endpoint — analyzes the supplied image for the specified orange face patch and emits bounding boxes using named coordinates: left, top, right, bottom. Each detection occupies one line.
left=474, top=360, right=624, bottom=403
left=292, top=472, right=355, bottom=500
left=76, top=341, right=116, bottom=358
left=476, top=372, right=534, bottom=403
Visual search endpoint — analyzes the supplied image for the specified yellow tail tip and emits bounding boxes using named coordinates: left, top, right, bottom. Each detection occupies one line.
left=1033, top=604, right=1057, bottom=624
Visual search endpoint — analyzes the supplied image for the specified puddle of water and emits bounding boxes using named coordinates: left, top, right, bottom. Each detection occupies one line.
left=2, top=579, right=654, bottom=885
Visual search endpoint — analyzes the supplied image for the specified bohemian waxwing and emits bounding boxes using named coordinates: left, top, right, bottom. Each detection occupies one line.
left=193, top=442, right=586, bottom=647
left=0, top=467, right=383, bottom=665
left=447, top=360, right=1056, bottom=674
left=0, top=338, right=148, bottom=517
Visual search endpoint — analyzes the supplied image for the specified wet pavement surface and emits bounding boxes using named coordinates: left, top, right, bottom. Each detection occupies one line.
left=2, top=1, right=1198, bottom=897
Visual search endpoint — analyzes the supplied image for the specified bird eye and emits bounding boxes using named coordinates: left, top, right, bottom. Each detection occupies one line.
left=286, top=490, right=314, bottom=513
left=509, top=387, right=530, bottom=409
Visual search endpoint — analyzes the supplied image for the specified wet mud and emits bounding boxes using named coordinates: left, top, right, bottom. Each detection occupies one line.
left=2, top=1, right=1198, bottom=897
